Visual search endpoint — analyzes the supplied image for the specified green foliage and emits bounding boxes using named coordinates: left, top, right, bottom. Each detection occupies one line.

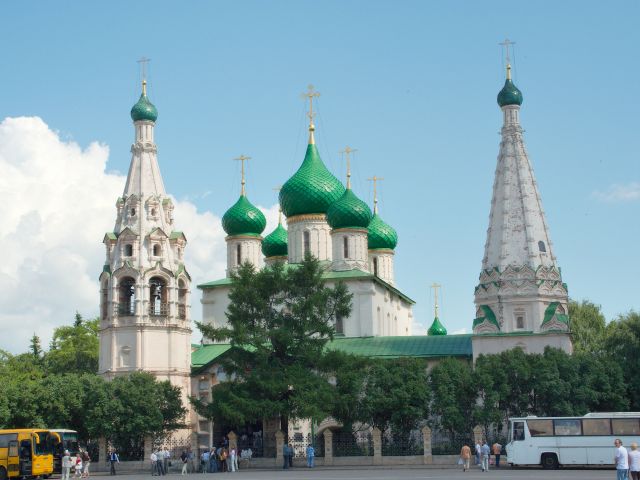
left=195, top=255, right=352, bottom=426
left=430, top=358, right=475, bottom=437
left=327, top=350, right=372, bottom=428
left=569, top=300, right=607, bottom=354
left=29, top=334, right=43, bottom=360
left=605, top=310, right=640, bottom=409
left=46, top=314, right=99, bottom=374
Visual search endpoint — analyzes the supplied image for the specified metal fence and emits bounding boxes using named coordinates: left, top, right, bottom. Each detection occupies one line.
left=381, top=429, right=424, bottom=456
left=431, top=430, right=472, bottom=455
left=332, top=429, right=373, bottom=457
left=290, top=432, right=324, bottom=459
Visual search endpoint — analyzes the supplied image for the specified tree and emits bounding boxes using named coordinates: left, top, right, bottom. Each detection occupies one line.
left=46, top=313, right=99, bottom=374
left=29, top=334, right=43, bottom=360
left=327, top=351, right=372, bottom=429
left=430, top=358, right=476, bottom=439
left=195, top=255, right=352, bottom=432
left=605, top=310, right=640, bottom=409
left=569, top=300, right=607, bottom=354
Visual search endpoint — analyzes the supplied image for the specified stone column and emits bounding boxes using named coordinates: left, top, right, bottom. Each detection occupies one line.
left=98, top=437, right=107, bottom=467
left=144, top=436, right=154, bottom=464
left=323, top=430, right=333, bottom=466
left=473, top=426, right=484, bottom=446
left=275, top=430, right=284, bottom=466
left=372, top=427, right=382, bottom=465
left=227, top=431, right=237, bottom=452
left=422, top=426, right=432, bottom=464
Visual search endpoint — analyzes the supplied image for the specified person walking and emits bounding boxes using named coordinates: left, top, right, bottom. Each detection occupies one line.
left=208, top=448, right=217, bottom=473
left=61, top=450, right=73, bottom=480
left=305, top=444, right=315, bottom=468
left=180, top=451, right=188, bottom=476
left=474, top=441, right=481, bottom=467
left=629, top=442, right=640, bottom=480
left=481, top=440, right=491, bottom=472
left=200, top=450, right=209, bottom=474
left=151, top=451, right=159, bottom=476
left=460, top=444, right=471, bottom=472
left=162, top=448, right=170, bottom=475
left=82, top=450, right=91, bottom=478
left=108, top=450, right=119, bottom=476
left=282, top=444, right=290, bottom=469
left=288, top=444, right=294, bottom=468
left=187, top=449, right=195, bottom=474
left=492, top=441, right=502, bottom=468
left=615, top=439, right=629, bottom=480
left=230, top=447, right=238, bottom=472
left=74, top=453, right=83, bottom=479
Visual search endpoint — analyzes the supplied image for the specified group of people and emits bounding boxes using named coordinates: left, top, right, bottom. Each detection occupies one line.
left=61, top=450, right=92, bottom=480
left=459, top=440, right=502, bottom=472
left=198, top=446, right=238, bottom=473
left=150, top=448, right=172, bottom=476
left=614, top=439, right=640, bottom=480
left=282, top=443, right=315, bottom=469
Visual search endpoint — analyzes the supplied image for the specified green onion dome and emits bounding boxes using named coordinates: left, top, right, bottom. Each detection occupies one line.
left=497, top=78, right=523, bottom=107
left=428, top=317, right=447, bottom=336
left=279, top=144, right=346, bottom=217
left=262, top=222, right=288, bottom=257
left=327, top=189, right=372, bottom=230
left=367, top=213, right=398, bottom=250
left=130, top=84, right=158, bottom=122
left=222, top=195, right=266, bottom=237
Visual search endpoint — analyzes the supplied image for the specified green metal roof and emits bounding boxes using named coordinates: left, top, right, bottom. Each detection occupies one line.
left=368, top=213, right=398, bottom=250
left=262, top=222, right=288, bottom=257
left=191, top=344, right=232, bottom=372
left=130, top=92, right=158, bottom=122
left=327, top=335, right=472, bottom=358
left=427, top=317, right=447, bottom=336
left=327, top=188, right=372, bottom=230
left=497, top=78, right=523, bottom=107
left=170, top=231, right=186, bottom=240
left=222, top=194, right=266, bottom=237
left=104, top=232, right=117, bottom=240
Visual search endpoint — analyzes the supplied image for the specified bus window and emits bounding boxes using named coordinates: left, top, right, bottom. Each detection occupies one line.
left=583, top=418, right=612, bottom=435
left=554, top=419, right=582, bottom=436
left=528, top=419, right=553, bottom=436
left=513, top=421, right=525, bottom=441
left=612, top=419, right=640, bottom=435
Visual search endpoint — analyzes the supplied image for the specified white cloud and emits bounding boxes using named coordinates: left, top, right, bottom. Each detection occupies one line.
left=451, top=328, right=468, bottom=335
left=0, top=116, right=269, bottom=353
left=593, top=182, right=640, bottom=202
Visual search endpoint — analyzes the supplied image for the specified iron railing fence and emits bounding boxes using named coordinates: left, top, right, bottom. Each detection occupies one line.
left=332, top=429, right=373, bottom=457
left=381, top=429, right=424, bottom=456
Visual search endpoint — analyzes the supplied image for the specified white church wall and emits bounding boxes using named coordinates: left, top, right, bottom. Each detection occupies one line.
left=201, top=286, right=233, bottom=333
left=472, top=333, right=573, bottom=362
left=287, top=215, right=332, bottom=263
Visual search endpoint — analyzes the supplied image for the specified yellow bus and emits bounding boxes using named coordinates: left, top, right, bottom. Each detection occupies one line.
left=0, top=429, right=57, bottom=480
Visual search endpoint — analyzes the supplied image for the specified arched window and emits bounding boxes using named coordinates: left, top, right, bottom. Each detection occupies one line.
left=377, top=307, right=382, bottom=335
left=101, top=281, right=109, bottom=320
left=538, top=241, right=546, bottom=253
left=153, top=244, right=161, bottom=256
left=303, top=231, right=311, bottom=256
left=515, top=311, right=525, bottom=329
left=130, top=208, right=136, bottom=217
left=236, top=244, right=242, bottom=265
left=118, top=277, right=135, bottom=316
left=178, top=279, right=187, bottom=320
left=343, top=237, right=349, bottom=259
left=335, top=316, right=344, bottom=335
left=120, top=346, right=131, bottom=368
left=373, top=257, right=379, bottom=277
left=151, top=208, right=156, bottom=216
left=124, top=244, right=133, bottom=257
left=149, top=276, right=168, bottom=316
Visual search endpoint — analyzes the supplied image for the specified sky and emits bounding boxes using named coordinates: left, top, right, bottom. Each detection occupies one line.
left=0, top=1, right=638, bottom=353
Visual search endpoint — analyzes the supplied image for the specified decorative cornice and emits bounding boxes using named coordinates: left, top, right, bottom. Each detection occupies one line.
left=131, top=142, right=158, bottom=154
left=225, top=234, right=263, bottom=241
left=330, top=227, right=368, bottom=235
left=286, top=213, right=326, bottom=225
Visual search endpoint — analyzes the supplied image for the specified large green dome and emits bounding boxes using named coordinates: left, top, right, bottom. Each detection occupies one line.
left=368, top=213, right=398, bottom=250
left=130, top=92, right=158, bottom=122
left=428, top=317, right=447, bottom=336
left=327, top=189, right=372, bottom=230
left=222, top=195, right=266, bottom=237
left=497, top=78, right=523, bottom=107
left=279, top=144, right=346, bottom=217
left=262, top=222, right=288, bottom=257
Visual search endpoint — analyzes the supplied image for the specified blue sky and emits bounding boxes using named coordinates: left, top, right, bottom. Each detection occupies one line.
left=0, top=1, right=638, bottom=348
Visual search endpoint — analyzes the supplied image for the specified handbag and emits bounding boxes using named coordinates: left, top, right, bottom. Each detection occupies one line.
left=458, top=458, right=464, bottom=465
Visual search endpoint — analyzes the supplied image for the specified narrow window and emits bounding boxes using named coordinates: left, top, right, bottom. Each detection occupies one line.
left=131, top=208, right=136, bottom=217
left=538, top=241, right=546, bottom=253
left=516, top=315, right=524, bottom=329
left=124, top=244, right=133, bottom=257
left=373, top=257, right=379, bottom=276
left=153, top=244, right=161, bottom=256
left=101, top=281, right=109, bottom=320
left=343, top=237, right=349, bottom=259
left=303, top=231, right=311, bottom=256
left=236, top=244, right=242, bottom=264
left=151, top=208, right=156, bottom=216
left=335, top=316, right=344, bottom=335
left=149, top=276, right=167, bottom=316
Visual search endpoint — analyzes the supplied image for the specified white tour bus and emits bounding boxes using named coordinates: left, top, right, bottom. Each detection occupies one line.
left=506, top=412, right=640, bottom=469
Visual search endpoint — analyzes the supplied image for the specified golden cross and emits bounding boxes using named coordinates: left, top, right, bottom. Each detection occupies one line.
left=498, top=38, right=516, bottom=79
left=431, top=282, right=441, bottom=318
left=234, top=155, right=251, bottom=195
left=301, top=85, right=320, bottom=143
left=273, top=185, right=282, bottom=222
left=367, top=175, right=384, bottom=213
left=340, top=146, right=357, bottom=189
left=137, top=57, right=151, bottom=94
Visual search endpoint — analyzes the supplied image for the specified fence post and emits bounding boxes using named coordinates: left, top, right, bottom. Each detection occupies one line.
left=473, top=425, right=484, bottom=446
left=323, top=430, right=333, bottom=466
left=227, top=431, right=237, bottom=452
left=372, top=427, right=382, bottom=465
left=422, top=426, right=432, bottom=464
left=275, top=430, right=284, bottom=467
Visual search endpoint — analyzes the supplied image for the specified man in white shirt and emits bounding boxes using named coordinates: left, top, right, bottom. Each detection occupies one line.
left=615, top=439, right=629, bottom=480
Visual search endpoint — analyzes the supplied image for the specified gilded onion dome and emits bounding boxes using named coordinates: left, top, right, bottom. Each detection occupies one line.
left=279, top=143, right=345, bottom=217
left=262, top=222, right=288, bottom=257
left=427, top=317, right=447, bottom=336
left=222, top=195, right=266, bottom=237
left=368, top=213, right=398, bottom=250
left=130, top=81, right=158, bottom=122
left=327, top=188, right=372, bottom=229
left=497, top=64, right=523, bottom=107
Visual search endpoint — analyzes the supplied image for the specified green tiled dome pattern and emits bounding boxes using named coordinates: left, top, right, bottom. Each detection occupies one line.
left=327, top=189, right=372, bottom=229
left=279, top=144, right=346, bottom=217
left=368, top=213, right=398, bottom=250
left=222, top=195, right=266, bottom=236
left=130, top=93, right=158, bottom=122
left=262, top=223, right=288, bottom=257
left=497, top=78, right=523, bottom=107
left=428, top=317, right=447, bottom=336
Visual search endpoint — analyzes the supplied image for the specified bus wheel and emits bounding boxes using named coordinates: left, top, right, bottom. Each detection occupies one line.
left=0, top=467, right=7, bottom=480
left=541, top=453, right=559, bottom=469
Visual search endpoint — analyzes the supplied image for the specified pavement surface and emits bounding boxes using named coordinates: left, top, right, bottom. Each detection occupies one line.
left=91, top=467, right=613, bottom=480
